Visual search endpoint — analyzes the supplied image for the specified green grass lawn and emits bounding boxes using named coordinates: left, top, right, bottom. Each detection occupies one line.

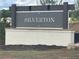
left=0, top=49, right=79, bottom=59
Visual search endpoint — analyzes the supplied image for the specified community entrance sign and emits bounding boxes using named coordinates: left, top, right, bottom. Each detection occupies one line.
left=6, top=2, right=75, bottom=46
left=16, top=11, right=63, bottom=28
left=10, top=2, right=74, bottom=29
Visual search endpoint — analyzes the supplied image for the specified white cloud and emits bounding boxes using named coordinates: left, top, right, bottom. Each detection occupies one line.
left=63, top=0, right=74, bottom=4
left=0, top=0, right=75, bottom=9
left=15, top=0, right=75, bottom=6
left=15, top=0, right=41, bottom=6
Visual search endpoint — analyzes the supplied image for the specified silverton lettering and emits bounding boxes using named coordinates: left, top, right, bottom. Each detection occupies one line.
left=24, top=17, right=55, bottom=23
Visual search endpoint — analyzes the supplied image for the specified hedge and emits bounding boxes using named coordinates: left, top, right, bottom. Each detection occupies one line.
left=0, top=22, right=5, bottom=45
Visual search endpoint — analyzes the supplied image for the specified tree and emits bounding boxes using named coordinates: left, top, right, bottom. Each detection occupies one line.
left=0, top=9, right=11, bottom=27
left=59, top=0, right=63, bottom=5
left=40, top=0, right=57, bottom=5
left=0, top=11, right=1, bottom=20
left=1, top=9, right=11, bottom=18
left=69, top=0, right=79, bottom=21
left=69, top=10, right=79, bottom=21
left=75, top=0, right=79, bottom=10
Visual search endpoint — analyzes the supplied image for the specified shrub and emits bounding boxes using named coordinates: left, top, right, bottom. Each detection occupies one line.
left=0, top=22, right=5, bottom=45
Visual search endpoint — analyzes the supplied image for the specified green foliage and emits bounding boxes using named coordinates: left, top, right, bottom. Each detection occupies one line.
left=0, top=9, right=11, bottom=27
left=75, top=0, right=79, bottom=10
left=0, top=22, right=5, bottom=45
left=1, top=9, right=11, bottom=18
left=64, top=0, right=79, bottom=21
left=77, top=0, right=79, bottom=7
left=69, top=10, right=79, bottom=21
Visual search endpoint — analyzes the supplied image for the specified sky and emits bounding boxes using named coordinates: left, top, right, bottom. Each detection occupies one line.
left=0, top=0, right=75, bottom=9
